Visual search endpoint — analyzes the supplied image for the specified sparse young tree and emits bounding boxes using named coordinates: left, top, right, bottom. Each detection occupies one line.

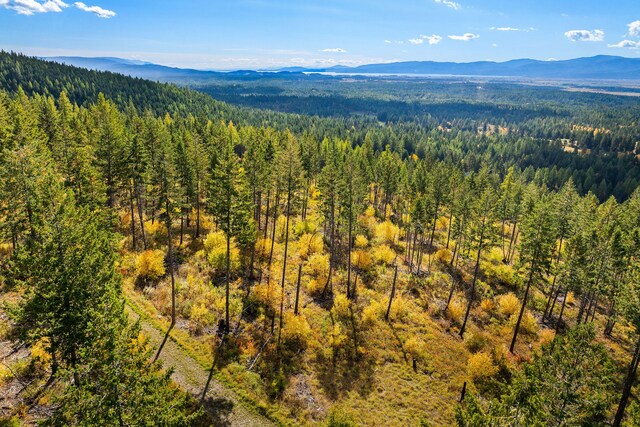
left=207, top=121, right=254, bottom=334
left=510, top=189, right=557, bottom=353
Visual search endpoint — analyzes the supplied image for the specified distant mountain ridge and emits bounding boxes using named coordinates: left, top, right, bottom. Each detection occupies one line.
left=299, top=55, right=640, bottom=80
left=45, top=55, right=640, bottom=81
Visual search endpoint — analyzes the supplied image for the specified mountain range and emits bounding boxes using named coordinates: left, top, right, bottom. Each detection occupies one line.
left=45, top=55, right=640, bottom=81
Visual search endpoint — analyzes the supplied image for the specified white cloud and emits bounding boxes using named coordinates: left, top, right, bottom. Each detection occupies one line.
left=490, top=26, right=535, bottom=32
left=73, top=2, right=114, bottom=18
left=1, top=0, right=68, bottom=15
left=384, top=39, right=404, bottom=45
left=448, top=33, right=480, bottom=41
left=564, top=29, right=604, bottom=42
left=628, top=20, right=640, bottom=37
left=608, top=40, right=640, bottom=49
left=422, top=34, right=443, bottom=45
left=408, top=34, right=442, bottom=45
left=433, top=0, right=460, bottom=10
left=321, top=48, right=346, bottom=53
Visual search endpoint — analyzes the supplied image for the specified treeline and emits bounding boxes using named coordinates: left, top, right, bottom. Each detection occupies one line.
left=0, top=93, right=206, bottom=423
left=196, top=77, right=640, bottom=152
left=2, top=86, right=640, bottom=424
left=2, top=51, right=640, bottom=202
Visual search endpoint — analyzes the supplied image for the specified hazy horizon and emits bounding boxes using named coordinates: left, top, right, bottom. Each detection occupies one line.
left=1, top=0, right=639, bottom=70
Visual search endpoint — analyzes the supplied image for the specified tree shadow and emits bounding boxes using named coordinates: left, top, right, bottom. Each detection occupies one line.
left=313, top=347, right=376, bottom=401
left=199, top=396, right=234, bottom=427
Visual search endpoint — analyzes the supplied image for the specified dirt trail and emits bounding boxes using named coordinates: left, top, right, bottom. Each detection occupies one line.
left=128, top=307, right=277, bottom=427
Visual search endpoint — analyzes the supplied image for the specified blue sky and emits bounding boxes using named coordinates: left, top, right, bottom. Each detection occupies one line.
left=1, top=0, right=639, bottom=69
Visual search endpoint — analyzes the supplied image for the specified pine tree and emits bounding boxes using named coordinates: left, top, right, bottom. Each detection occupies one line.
left=510, top=190, right=557, bottom=353
left=152, top=117, right=182, bottom=360
left=88, top=93, right=127, bottom=209
left=47, top=320, right=202, bottom=427
left=459, top=325, right=616, bottom=426
left=175, top=129, right=195, bottom=246
left=460, top=171, right=499, bottom=338
left=275, top=131, right=303, bottom=351
left=8, top=188, right=120, bottom=378
left=318, top=138, right=343, bottom=296
left=207, top=121, right=254, bottom=334
left=341, top=145, right=366, bottom=299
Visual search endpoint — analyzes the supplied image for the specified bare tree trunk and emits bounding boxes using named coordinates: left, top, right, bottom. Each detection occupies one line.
left=460, top=240, right=483, bottom=338
left=506, top=221, right=518, bottom=263
left=294, top=264, right=303, bottom=315
left=154, top=211, right=176, bottom=361
left=195, top=181, right=201, bottom=238
left=446, top=211, right=454, bottom=249
left=179, top=208, right=184, bottom=246
left=268, top=191, right=280, bottom=268
left=555, top=287, right=568, bottom=333
left=136, top=182, right=147, bottom=249
left=346, top=210, right=353, bottom=299
left=577, top=291, right=591, bottom=325
left=385, top=265, right=398, bottom=321
left=446, top=278, right=457, bottom=308
left=129, top=181, right=136, bottom=250
left=612, top=336, right=640, bottom=427
left=543, top=239, right=564, bottom=321
left=510, top=265, right=534, bottom=353
left=277, top=186, right=292, bottom=353
left=263, top=189, right=270, bottom=240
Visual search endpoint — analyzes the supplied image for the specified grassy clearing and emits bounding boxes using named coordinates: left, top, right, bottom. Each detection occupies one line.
left=117, top=198, right=637, bottom=426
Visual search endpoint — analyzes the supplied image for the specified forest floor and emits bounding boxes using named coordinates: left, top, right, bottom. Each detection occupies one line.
left=125, top=303, right=277, bottom=427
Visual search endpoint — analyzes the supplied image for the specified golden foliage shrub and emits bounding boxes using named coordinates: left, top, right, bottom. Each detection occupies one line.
left=31, top=339, right=52, bottom=365
left=372, top=244, right=395, bottom=265
left=256, top=238, right=273, bottom=258
left=389, top=294, right=409, bottom=321
left=253, top=282, right=278, bottom=309
left=351, top=250, right=373, bottom=271
left=298, top=233, right=323, bottom=259
left=144, top=220, right=167, bottom=240
left=497, top=293, right=520, bottom=317
left=281, top=313, right=312, bottom=350
left=482, top=261, right=516, bottom=286
left=332, top=293, right=351, bottom=319
left=480, top=298, right=496, bottom=314
left=275, top=215, right=290, bottom=242
left=404, top=336, right=428, bottom=360
left=328, top=323, right=348, bottom=351
left=135, top=249, right=166, bottom=280
left=467, top=352, right=498, bottom=381
left=437, top=216, right=448, bottom=230
left=0, top=242, right=12, bottom=259
left=204, top=231, right=240, bottom=273
left=294, top=218, right=319, bottom=236
left=354, top=234, right=369, bottom=248
left=362, top=299, right=385, bottom=326
left=434, top=248, right=452, bottom=264
left=305, top=278, right=325, bottom=296
left=447, top=294, right=465, bottom=323
left=537, top=328, right=556, bottom=346
left=304, top=253, right=329, bottom=278
left=375, top=220, right=399, bottom=244
left=190, top=303, right=214, bottom=334
left=513, top=310, right=538, bottom=336
left=359, top=215, right=377, bottom=234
